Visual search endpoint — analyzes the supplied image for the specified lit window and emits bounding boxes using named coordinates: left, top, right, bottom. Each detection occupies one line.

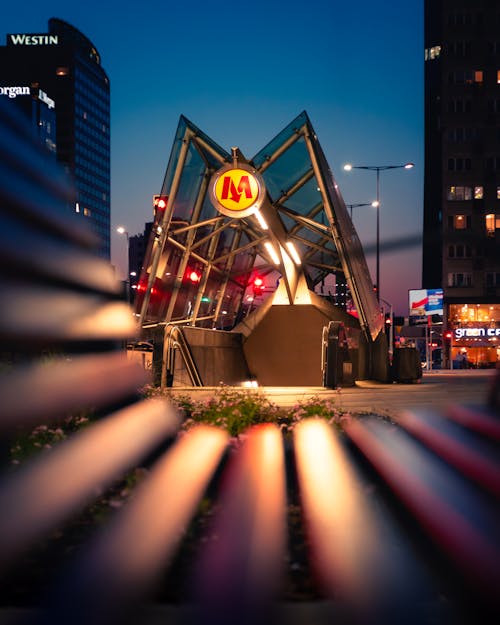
left=497, top=70, right=500, bottom=84
left=425, top=46, right=442, bottom=61
left=485, top=213, right=494, bottom=234
left=447, top=186, right=473, bottom=200
left=497, top=187, right=500, bottom=200
left=83, top=207, right=91, bottom=217
left=485, top=213, right=500, bottom=235
left=474, top=186, right=483, bottom=199
left=56, top=67, right=69, bottom=76
left=474, top=70, right=483, bottom=84
left=454, top=215, right=466, bottom=229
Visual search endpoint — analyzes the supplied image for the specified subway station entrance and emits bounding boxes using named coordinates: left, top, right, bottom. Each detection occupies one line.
left=135, top=112, right=388, bottom=386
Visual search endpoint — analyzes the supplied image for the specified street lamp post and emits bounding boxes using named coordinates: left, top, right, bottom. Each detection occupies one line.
left=380, top=296, right=394, bottom=361
left=343, top=163, right=414, bottom=301
left=116, top=226, right=130, bottom=301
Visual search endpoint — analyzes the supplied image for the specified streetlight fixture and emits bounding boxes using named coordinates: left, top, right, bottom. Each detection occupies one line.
left=346, top=201, right=379, bottom=220
left=343, top=162, right=414, bottom=301
left=116, top=225, right=129, bottom=241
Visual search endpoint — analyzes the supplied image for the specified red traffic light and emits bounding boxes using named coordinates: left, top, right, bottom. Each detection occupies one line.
left=252, top=276, right=265, bottom=296
left=188, top=270, right=201, bottom=283
left=153, top=195, right=168, bottom=212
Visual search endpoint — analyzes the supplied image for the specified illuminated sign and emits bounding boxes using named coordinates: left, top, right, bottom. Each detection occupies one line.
left=0, top=86, right=55, bottom=109
left=38, top=89, right=55, bottom=109
left=210, top=163, right=266, bottom=218
left=8, top=34, right=58, bottom=46
left=0, top=86, right=30, bottom=98
left=455, top=327, right=500, bottom=339
left=409, top=288, right=443, bottom=316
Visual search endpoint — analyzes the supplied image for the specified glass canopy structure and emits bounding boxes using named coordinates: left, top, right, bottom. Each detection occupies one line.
left=135, top=112, right=383, bottom=343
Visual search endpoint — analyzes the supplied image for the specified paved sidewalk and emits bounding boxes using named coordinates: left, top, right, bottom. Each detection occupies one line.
left=167, top=370, right=497, bottom=418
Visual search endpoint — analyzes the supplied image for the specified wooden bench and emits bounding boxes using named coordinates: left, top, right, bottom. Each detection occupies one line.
left=1, top=101, right=499, bottom=625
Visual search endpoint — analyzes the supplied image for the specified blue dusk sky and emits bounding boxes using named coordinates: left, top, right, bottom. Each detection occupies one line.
left=1, top=0, right=424, bottom=315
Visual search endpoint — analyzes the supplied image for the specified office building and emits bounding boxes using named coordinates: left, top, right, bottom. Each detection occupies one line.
left=0, top=18, right=111, bottom=258
left=424, top=0, right=500, bottom=367
left=129, top=221, right=153, bottom=297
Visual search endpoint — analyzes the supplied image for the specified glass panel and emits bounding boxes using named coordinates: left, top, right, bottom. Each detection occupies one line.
left=252, top=111, right=308, bottom=168
left=282, top=175, right=322, bottom=216
left=259, top=138, right=312, bottom=204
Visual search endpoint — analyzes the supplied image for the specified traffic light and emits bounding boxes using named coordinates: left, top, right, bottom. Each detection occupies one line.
left=153, top=194, right=168, bottom=216
left=187, top=269, right=201, bottom=284
left=252, top=276, right=265, bottom=296
left=443, top=330, right=453, bottom=368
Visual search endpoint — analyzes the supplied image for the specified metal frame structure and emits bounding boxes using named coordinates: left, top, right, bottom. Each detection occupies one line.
left=136, top=112, right=383, bottom=342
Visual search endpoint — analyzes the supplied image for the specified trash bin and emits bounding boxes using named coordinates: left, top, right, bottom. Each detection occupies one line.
left=322, top=321, right=354, bottom=388
left=322, top=323, right=339, bottom=388
left=392, top=347, right=422, bottom=383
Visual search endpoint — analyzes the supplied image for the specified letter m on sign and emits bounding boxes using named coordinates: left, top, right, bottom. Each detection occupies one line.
left=221, top=175, right=253, bottom=203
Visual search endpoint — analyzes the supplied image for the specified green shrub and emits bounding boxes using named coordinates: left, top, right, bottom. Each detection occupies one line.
left=179, top=386, right=287, bottom=437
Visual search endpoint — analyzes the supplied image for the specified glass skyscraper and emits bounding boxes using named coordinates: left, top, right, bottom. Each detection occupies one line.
left=0, top=18, right=111, bottom=258
left=424, top=0, right=500, bottom=368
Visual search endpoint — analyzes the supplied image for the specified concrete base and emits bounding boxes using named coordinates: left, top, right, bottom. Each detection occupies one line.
left=143, top=290, right=388, bottom=387
left=239, top=302, right=361, bottom=386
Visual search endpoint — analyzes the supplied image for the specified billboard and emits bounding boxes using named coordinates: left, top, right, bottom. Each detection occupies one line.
left=409, top=288, right=443, bottom=324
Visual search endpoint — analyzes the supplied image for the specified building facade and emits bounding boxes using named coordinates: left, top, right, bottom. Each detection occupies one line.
left=129, top=221, right=153, bottom=299
left=0, top=18, right=110, bottom=258
left=424, top=0, right=500, bottom=368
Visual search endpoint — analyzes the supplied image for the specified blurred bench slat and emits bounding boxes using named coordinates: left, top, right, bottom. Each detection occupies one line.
left=0, top=212, right=120, bottom=294
left=0, top=285, right=136, bottom=343
left=45, top=425, right=228, bottom=625
left=0, top=398, right=179, bottom=567
left=344, top=416, right=500, bottom=606
left=398, top=408, right=500, bottom=497
left=0, top=353, right=149, bottom=431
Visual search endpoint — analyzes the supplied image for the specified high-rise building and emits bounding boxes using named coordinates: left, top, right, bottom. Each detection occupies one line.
left=0, top=18, right=110, bottom=258
left=129, top=221, right=153, bottom=297
left=424, top=0, right=500, bottom=368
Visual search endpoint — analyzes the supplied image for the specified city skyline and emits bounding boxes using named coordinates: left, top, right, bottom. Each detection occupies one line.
left=1, top=0, right=424, bottom=315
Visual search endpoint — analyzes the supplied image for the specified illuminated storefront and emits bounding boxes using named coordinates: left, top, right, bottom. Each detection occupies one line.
left=448, top=303, right=500, bottom=368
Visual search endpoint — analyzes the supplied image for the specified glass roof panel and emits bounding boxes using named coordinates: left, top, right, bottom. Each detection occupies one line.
left=252, top=111, right=308, bottom=168
left=257, top=137, right=312, bottom=204
left=170, top=141, right=206, bottom=222
left=160, top=115, right=230, bottom=196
